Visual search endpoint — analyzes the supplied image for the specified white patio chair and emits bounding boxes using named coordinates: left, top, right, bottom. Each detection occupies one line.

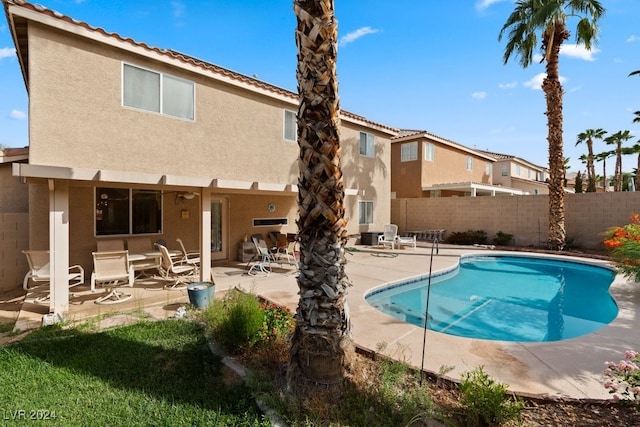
left=158, top=244, right=197, bottom=289
left=247, top=234, right=277, bottom=276
left=91, top=250, right=134, bottom=305
left=378, top=224, right=399, bottom=250
left=176, top=238, right=200, bottom=271
left=22, top=250, right=85, bottom=304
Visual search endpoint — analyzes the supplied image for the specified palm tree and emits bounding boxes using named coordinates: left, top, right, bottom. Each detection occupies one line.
left=594, top=150, right=614, bottom=191
left=576, top=128, right=606, bottom=192
left=631, top=71, right=640, bottom=123
left=289, top=0, right=355, bottom=387
left=622, top=142, right=640, bottom=190
left=605, top=130, right=632, bottom=191
left=499, top=0, right=605, bottom=250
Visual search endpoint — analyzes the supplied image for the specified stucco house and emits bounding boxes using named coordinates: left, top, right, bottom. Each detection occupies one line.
left=3, top=0, right=397, bottom=314
left=391, top=130, right=527, bottom=198
left=478, top=150, right=549, bottom=195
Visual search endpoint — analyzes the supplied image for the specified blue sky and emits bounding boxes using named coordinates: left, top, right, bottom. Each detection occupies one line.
left=1, top=0, right=639, bottom=173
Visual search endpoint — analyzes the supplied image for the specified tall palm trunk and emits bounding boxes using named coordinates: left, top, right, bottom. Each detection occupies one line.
left=542, top=22, right=569, bottom=250
left=289, top=0, right=354, bottom=387
left=586, top=140, right=596, bottom=192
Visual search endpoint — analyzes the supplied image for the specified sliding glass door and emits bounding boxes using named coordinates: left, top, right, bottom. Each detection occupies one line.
left=210, top=197, right=228, bottom=261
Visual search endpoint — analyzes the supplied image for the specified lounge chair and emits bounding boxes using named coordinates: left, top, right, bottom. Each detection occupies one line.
left=91, top=250, right=134, bottom=305
left=22, top=250, right=85, bottom=303
left=176, top=238, right=200, bottom=272
left=378, top=224, right=399, bottom=249
left=158, top=244, right=197, bottom=289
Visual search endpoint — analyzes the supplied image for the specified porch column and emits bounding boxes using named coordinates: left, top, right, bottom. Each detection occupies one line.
left=49, top=179, right=70, bottom=314
left=200, top=190, right=212, bottom=282
left=471, top=187, right=477, bottom=197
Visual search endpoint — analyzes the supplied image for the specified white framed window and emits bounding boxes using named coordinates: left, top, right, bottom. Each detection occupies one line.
left=400, top=142, right=418, bottom=162
left=424, top=142, right=435, bottom=162
left=358, top=200, right=374, bottom=225
left=527, top=169, right=532, bottom=179
left=123, top=63, right=194, bottom=120
left=501, top=164, right=508, bottom=176
left=485, top=162, right=492, bottom=176
left=284, top=109, right=297, bottom=141
left=359, top=132, right=375, bottom=157
left=95, top=188, right=163, bottom=236
left=515, top=164, right=521, bottom=176
left=466, top=156, right=473, bottom=171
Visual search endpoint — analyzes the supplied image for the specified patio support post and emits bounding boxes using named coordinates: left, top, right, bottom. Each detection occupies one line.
left=49, top=179, right=70, bottom=314
left=199, top=190, right=212, bottom=282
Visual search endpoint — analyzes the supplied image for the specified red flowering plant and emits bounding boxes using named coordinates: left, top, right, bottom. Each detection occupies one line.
left=603, top=213, right=640, bottom=282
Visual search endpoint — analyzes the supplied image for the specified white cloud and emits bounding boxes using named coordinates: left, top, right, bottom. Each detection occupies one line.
left=9, top=110, right=26, bottom=120
left=523, top=72, right=567, bottom=90
left=0, top=47, right=16, bottom=60
left=627, top=35, right=639, bottom=43
left=498, top=81, right=517, bottom=89
left=472, top=91, right=487, bottom=100
left=560, top=44, right=599, bottom=61
left=533, top=53, right=544, bottom=63
left=171, top=1, right=185, bottom=18
left=339, top=26, right=379, bottom=47
left=476, top=0, right=510, bottom=11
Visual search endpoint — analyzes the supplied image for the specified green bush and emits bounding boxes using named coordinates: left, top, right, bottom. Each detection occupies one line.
left=200, top=289, right=264, bottom=353
left=459, top=367, right=523, bottom=426
left=493, top=231, right=513, bottom=246
left=446, top=229, right=487, bottom=245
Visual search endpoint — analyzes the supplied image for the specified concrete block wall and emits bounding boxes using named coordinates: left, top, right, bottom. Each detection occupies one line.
left=392, top=192, right=640, bottom=250
left=0, top=213, right=29, bottom=291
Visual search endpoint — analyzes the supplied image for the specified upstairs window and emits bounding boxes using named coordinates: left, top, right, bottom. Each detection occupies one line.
left=515, top=164, right=521, bottom=176
left=424, top=142, right=435, bottom=162
left=466, top=156, right=473, bottom=171
left=284, top=109, right=297, bottom=141
left=501, top=164, right=508, bottom=176
left=485, top=162, right=492, bottom=176
left=359, top=132, right=375, bottom=157
left=401, top=142, right=418, bottom=162
left=123, top=63, right=194, bottom=120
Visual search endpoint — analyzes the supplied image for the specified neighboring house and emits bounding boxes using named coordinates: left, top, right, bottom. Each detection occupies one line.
left=478, top=150, right=550, bottom=195
left=0, top=147, right=29, bottom=292
left=391, top=130, right=526, bottom=198
left=3, top=1, right=397, bottom=313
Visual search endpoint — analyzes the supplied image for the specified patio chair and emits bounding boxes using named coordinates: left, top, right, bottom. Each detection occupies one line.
left=247, top=234, right=277, bottom=276
left=396, top=234, right=417, bottom=249
left=91, top=250, right=134, bottom=305
left=176, top=238, right=200, bottom=271
left=158, top=244, right=197, bottom=289
left=22, top=250, right=85, bottom=303
left=378, top=224, right=399, bottom=249
left=276, top=240, right=300, bottom=269
left=96, top=239, right=125, bottom=252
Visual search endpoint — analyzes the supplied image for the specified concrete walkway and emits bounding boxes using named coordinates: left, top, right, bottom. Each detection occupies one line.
left=220, top=245, right=639, bottom=401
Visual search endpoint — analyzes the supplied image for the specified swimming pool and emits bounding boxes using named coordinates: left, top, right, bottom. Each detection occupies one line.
left=365, top=255, right=618, bottom=342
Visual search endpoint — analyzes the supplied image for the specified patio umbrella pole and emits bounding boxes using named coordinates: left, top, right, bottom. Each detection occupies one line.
left=419, top=238, right=437, bottom=386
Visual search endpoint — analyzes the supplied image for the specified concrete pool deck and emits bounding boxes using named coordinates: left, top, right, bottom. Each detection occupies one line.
left=233, top=244, right=639, bottom=401
left=5, top=244, right=638, bottom=400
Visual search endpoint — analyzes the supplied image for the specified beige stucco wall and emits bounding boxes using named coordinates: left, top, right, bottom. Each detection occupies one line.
left=392, top=192, right=640, bottom=250
left=0, top=162, right=29, bottom=290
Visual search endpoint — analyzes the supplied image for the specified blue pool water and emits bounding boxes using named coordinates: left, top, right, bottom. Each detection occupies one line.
left=365, top=255, right=618, bottom=342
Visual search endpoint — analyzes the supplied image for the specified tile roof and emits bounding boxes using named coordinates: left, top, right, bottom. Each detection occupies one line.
left=3, top=0, right=398, bottom=135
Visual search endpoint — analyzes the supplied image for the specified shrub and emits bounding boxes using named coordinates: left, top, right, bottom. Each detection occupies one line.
left=459, top=366, right=523, bottom=426
left=446, top=230, right=487, bottom=245
left=199, top=289, right=295, bottom=354
left=603, top=350, right=640, bottom=407
left=492, top=231, right=513, bottom=246
left=603, top=213, right=640, bottom=281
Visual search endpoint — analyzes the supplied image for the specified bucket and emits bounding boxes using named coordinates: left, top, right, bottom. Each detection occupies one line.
left=186, top=281, right=216, bottom=309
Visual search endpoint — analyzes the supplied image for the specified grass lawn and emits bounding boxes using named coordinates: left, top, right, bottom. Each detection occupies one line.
left=0, top=319, right=270, bottom=426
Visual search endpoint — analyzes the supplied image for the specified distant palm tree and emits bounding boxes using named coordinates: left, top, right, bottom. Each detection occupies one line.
left=576, top=128, right=606, bottom=192
left=289, top=0, right=355, bottom=387
left=622, top=142, right=640, bottom=190
left=594, top=150, right=614, bottom=191
left=605, top=130, right=632, bottom=191
left=499, top=0, right=605, bottom=250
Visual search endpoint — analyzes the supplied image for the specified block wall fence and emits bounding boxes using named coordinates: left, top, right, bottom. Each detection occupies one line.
left=0, top=213, right=29, bottom=292
left=391, top=192, right=640, bottom=250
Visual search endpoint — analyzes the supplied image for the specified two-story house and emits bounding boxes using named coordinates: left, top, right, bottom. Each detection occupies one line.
left=3, top=0, right=397, bottom=313
left=391, top=130, right=526, bottom=198
left=478, top=150, right=549, bottom=195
